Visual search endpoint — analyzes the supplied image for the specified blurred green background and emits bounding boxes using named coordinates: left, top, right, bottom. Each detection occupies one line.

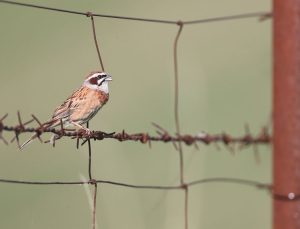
left=0, top=0, right=271, bottom=228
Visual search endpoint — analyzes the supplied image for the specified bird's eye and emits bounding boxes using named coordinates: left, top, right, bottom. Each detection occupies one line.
left=89, top=77, right=98, bottom=85
left=98, top=74, right=106, bottom=79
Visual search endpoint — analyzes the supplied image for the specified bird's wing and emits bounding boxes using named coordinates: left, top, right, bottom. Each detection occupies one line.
left=45, top=87, right=85, bottom=128
left=45, top=87, right=103, bottom=128
left=21, top=87, right=92, bottom=149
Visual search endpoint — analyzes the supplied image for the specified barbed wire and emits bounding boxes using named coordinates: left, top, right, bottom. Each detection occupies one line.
left=0, top=113, right=271, bottom=148
left=0, top=1, right=274, bottom=229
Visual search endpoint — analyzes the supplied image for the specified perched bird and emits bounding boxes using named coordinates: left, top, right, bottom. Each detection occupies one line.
left=20, top=71, right=112, bottom=149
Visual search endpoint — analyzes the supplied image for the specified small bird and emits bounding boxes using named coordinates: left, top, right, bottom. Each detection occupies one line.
left=20, top=71, right=112, bottom=149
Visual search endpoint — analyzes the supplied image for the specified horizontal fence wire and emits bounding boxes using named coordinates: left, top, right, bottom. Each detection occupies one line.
left=0, top=0, right=271, bottom=25
left=0, top=177, right=271, bottom=189
left=0, top=1, right=276, bottom=229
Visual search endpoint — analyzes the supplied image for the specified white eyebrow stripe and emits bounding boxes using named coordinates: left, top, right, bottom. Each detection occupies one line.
left=86, top=73, right=101, bottom=81
left=86, top=72, right=107, bottom=81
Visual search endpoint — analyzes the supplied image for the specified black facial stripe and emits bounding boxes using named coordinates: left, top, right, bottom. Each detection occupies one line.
left=98, top=79, right=105, bottom=86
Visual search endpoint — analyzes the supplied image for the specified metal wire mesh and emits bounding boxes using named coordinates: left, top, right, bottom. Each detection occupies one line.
left=0, top=1, right=273, bottom=229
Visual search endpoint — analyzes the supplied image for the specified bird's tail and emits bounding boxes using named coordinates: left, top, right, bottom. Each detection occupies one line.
left=19, top=120, right=55, bottom=150
left=19, top=133, right=39, bottom=150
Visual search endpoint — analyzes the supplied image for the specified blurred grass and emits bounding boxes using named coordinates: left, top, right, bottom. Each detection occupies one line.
left=0, top=0, right=271, bottom=229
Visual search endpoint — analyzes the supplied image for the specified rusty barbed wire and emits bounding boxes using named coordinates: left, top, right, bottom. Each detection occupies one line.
left=0, top=113, right=271, bottom=148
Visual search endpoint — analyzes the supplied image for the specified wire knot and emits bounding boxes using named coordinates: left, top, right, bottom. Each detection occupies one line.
left=176, top=20, right=184, bottom=26
left=89, top=179, right=97, bottom=185
left=181, top=183, right=188, bottom=190
left=86, top=11, right=93, bottom=17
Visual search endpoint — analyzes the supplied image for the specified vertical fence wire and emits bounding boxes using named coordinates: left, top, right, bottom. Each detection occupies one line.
left=87, top=14, right=106, bottom=229
left=89, top=14, right=105, bottom=72
left=173, top=22, right=184, bottom=185
left=172, top=21, right=188, bottom=229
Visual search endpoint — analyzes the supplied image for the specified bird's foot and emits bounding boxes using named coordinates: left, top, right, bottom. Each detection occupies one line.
left=79, top=127, right=91, bottom=136
left=70, top=121, right=92, bottom=136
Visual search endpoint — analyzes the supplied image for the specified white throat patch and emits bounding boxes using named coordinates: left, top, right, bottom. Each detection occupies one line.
left=98, top=81, right=109, bottom=94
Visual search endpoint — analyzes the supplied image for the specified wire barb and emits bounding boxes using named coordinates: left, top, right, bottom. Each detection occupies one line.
left=31, top=114, right=44, bottom=143
left=10, top=111, right=34, bottom=147
left=0, top=113, right=8, bottom=145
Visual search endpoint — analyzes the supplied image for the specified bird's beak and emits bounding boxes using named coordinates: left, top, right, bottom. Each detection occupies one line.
left=105, top=75, right=112, bottom=81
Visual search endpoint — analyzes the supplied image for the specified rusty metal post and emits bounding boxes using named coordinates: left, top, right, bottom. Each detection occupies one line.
left=273, top=0, right=300, bottom=228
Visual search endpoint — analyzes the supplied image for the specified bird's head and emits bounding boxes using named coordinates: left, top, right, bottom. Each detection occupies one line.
left=83, top=71, right=112, bottom=93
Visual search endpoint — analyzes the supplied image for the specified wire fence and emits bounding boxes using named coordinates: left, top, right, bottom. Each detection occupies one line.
left=0, top=1, right=273, bottom=229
